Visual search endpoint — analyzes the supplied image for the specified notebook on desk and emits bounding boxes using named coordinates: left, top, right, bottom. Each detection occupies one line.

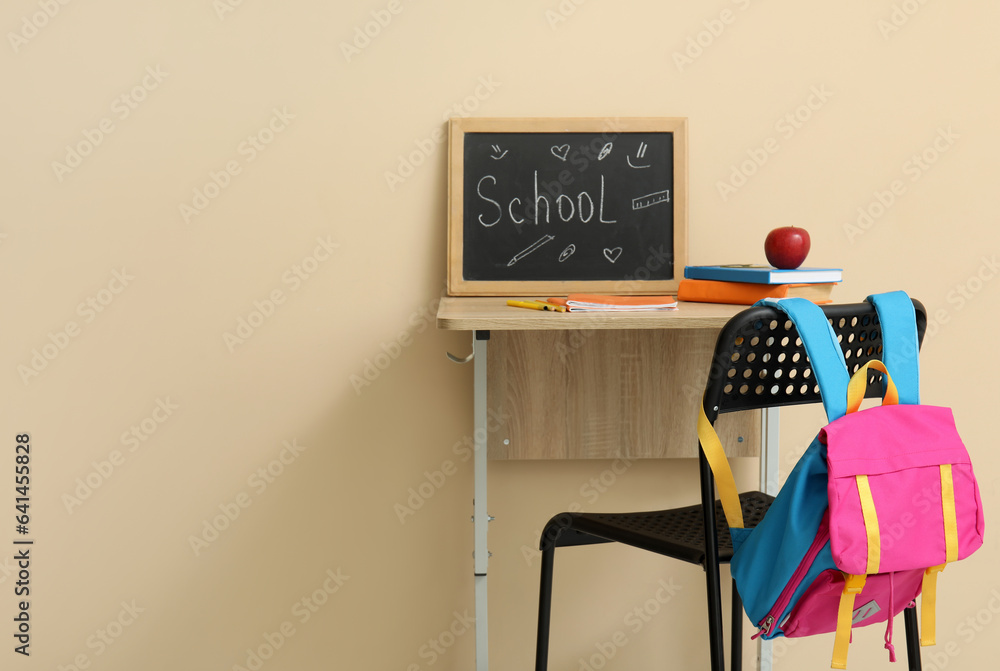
left=547, top=294, right=679, bottom=312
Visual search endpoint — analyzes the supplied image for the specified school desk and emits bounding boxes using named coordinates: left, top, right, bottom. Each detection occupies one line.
left=437, top=297, right=782, bottom=671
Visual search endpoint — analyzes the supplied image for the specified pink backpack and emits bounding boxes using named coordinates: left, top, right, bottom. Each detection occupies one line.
left=820, top=359, right=984, bottom=666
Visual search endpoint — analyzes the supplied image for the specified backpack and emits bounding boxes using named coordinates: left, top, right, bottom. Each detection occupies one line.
left=698, top=291, right=985, bottom=668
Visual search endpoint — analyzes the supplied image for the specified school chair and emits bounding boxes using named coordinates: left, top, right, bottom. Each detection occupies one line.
left=534, top=299, right=928, bottom=671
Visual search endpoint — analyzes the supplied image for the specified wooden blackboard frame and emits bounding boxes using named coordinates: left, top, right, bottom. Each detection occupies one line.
left=447, top=117, right=688, bottom=296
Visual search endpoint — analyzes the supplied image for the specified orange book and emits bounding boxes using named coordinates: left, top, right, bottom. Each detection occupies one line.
left=678, top=280, right=835, bottom=305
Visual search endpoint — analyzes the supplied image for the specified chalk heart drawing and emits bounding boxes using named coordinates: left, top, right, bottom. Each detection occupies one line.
left=603, top=247, right=623, bottom=263
left=550, top=144, right=570, bottom=161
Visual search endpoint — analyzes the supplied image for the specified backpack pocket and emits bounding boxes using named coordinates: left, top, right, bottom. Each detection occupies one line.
left=781, top=569, right=923, bottom=638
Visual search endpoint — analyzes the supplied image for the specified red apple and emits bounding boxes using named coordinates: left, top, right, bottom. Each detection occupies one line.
left=764, top=226, right=811, bottom=269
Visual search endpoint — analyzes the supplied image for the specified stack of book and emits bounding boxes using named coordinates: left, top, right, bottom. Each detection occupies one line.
left=679, top=265, right=842, bottom=305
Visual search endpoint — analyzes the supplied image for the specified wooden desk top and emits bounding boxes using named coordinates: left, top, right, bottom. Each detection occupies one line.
left=436, top=296, right=748, bottom=331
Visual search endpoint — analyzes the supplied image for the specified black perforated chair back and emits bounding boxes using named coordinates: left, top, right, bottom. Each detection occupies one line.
left=701, top=300, right=927, bottom=422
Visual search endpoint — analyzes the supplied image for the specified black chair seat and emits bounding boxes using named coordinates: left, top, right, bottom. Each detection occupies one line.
left=541, top=491, right=774, bottom=565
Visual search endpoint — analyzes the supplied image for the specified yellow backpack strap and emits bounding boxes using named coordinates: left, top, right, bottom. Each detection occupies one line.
left=940, top=464, right=959, bottom=563
left=922, top=464, right=960, bottom=646
left=832, top=573, right=867, bottom=669
left=921, top=565, right=945, bottom=646
left=856, top=474, right=881, bottom=574
left=697, top=404, right=744, bottom=529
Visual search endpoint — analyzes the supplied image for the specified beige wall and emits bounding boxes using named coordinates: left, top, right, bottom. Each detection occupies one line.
left=2, top=1, right=998, bottom=669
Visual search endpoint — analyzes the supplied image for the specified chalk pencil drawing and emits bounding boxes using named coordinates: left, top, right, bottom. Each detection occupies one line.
left=508, top=234, right=556, bottom=266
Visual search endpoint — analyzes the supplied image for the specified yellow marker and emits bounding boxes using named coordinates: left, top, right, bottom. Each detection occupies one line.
left=507, top=300, right=547, bottom=311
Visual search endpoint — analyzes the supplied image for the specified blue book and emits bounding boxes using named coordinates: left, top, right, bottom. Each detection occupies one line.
left=684, top=265, right=842, bottom=285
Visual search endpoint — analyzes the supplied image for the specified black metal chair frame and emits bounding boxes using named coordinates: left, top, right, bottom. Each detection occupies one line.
left=535, top=300, right=928, bottom=671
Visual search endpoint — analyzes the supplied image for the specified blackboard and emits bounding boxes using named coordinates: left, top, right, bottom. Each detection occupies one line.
left=447, top=118, right=687, bottom=296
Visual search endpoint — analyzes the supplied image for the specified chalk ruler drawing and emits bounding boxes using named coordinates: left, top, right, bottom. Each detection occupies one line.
left=632, top=189, right=670, bottom=210
left=508, top=234, right=555, bottom=266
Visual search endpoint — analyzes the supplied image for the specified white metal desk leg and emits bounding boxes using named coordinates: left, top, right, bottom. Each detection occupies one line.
left=473, top=332, right=490, bottom=671
left=756, top=407, right=780, bottom=671
left=759, top=408, right=780, bottom=498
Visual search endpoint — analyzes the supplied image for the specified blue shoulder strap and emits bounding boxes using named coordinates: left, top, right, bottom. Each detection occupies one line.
left=756, top=297, right=850, bottom=421
left=866, top=291, right=920, bottom=405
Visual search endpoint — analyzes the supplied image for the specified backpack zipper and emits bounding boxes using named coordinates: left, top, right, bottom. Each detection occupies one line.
left=753, top=512, right=831, bottom=639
